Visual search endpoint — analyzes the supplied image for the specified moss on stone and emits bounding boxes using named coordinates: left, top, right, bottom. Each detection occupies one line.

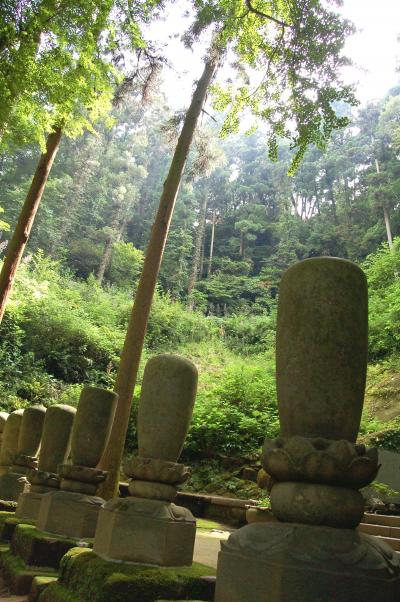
left=1, top=549, right=58, bottom=595
left=29, top=575, right=59, bottom=602
left=0, top=512, right=35, bottom=542
left=39, top=582, right=81, bottom=602
left=53, top=548, right=215, bottom=602
left=11, top=523, right=89, bottom=568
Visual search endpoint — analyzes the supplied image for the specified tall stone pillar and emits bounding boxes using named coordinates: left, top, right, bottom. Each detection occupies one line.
left=215, top=258, right=400, bottom=602
left=0, top=410, right=21, bottom=477
left=16, top=404, right=76, bottom=521
left=93, top=354, right=198, bottom=566
left=0, top=406, right=46, bottom=501
left=37, top=387, right=117, bottom=539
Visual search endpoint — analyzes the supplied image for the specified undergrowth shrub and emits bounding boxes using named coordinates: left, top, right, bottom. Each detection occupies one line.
left=184, top=363, right=279, bottom=459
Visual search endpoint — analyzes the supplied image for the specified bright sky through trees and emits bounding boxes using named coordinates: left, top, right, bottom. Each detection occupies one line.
left=148, top=0, right=399, bottom=109
left=340, top=0, right=399, bottom=102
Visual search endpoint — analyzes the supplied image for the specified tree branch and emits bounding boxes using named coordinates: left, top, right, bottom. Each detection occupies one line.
left=245, top=0, right=291, bottom=28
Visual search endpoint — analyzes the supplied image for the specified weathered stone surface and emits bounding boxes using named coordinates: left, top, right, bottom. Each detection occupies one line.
left=70, top=386, right=117, bottom=468
left=0, top=409, right=24, bottom=470
left=276, top=257, right=368, bottom=442
left=93, top=497, right=196, bottom=566
left=37, top=404, right=76, bottom=473
left=124, top=456, right=191, bottom=484
left=0, top=411, right=9, bottom=447
left=16, top=405, right=46, bottom=458
left=128, top=480, right=177, bottom=501
left=37, top=491, right=104, bottom=539
left=0, top=472, right=28, bottom=502
left=263, top=436, right=379, bottom=488
left=16, top=491, right=43, bottom=521
left=270, top=481, right=365, bottom=528
left=214, top=522, right=400, bottom=602
left=138, top=354, right=198, bottom=462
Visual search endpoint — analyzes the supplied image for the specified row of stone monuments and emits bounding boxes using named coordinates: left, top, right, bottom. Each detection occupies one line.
left=0, top=257, right=399, bottom=601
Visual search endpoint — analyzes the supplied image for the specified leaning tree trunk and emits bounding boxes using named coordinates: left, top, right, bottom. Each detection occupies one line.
left=0, top=127, right=62, bottom=324
left=98, top=51, right=220, bottom=499
left=187, top=191, right=208, bottom=310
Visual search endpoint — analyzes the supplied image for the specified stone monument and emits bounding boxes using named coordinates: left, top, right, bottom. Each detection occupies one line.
left=0, top=406, right=46, bottom=501
left=0, top=412, right=9, bottom=448
left=37, top=386, right=117, bottom=539
left=93, top=353, right=198, bottom=566
left=0, top=410, right=21, bottom=476
left=215, top=257, right=400, bottom=602
left=16, top=404, right=76, bottom=521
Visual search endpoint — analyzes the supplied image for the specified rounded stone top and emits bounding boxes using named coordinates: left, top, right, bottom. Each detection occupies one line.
left=276, top=257, right=368, bottom=442
left=17, top=405, right=46, bottom=456
left=71, top=386, right=117, bottom=468
left=0, top=412, right=9, bottom=432
left=38, top=404, right=77, bottom=473
left=138, top=354, right=198, bottom=462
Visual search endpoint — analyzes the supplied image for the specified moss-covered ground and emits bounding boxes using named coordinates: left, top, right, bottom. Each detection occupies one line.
left=39, top=548, right=216, bottom=602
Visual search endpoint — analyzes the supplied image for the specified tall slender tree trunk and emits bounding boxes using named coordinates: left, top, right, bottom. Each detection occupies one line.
left=0, top=127, right=62, bottom=324
left=98, top=51, right=220, bottom=499
left=187, top=192, right=208, bottom=310
left=375, top=158, right=393, bottom=249
left=207, top=209, right=216, bottom=277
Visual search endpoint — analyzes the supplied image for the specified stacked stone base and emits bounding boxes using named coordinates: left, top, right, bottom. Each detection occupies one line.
left=93, top=497, right=196, bottom=566
left=214, top=522, right=400, bottom=602
left=17, top=491, right=45, bottom=522
left=37, top=491, right=104, bottom=539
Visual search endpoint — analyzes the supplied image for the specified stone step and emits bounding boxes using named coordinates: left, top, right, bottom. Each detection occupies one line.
left=362, top=513, right=400, bottom=528
left=373, top=535, right=400, bottom=552
left=358, top=522, right=400, bottom=539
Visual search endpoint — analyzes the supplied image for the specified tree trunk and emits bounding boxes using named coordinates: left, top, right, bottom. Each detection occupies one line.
left=383, top=207, right=393, bottom=250
left=98, top=51, right=220, bottom=499
left=0, top=127, right=62, bottom=323
left=375, top=158, right=393, bottom=250
left=187, top=192, right=208, bottom=310
left=207, top=209, right=216, bottom=277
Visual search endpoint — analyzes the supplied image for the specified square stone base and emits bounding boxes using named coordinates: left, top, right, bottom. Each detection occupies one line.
left=36, top=491, right=104, bottom=539
left=0, top=472, right=27, bottom=502
left=16, top=491, right=43, bottom=522
left=214, top=522, right=400, bottom=602
left=93, top=497, right=196, bottom=566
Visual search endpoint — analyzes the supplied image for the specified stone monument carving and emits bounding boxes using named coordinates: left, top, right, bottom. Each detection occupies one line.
left=0, top=409, right=23, bottom=477
left=93, top=353, right=198, bottom=566
left=16, top=404, right=76, bottom=521
left=215, top=257, right=400, bottom=602
left=36, top=386, right=117, bottom=539
left=0, top=406, right=46, bottom=501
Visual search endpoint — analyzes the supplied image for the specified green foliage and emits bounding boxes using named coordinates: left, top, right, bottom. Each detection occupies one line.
left=185, top=362, right=279, bottom=458
left=0, top=0, right=158, bottom=149
left=194, top=0, right=357, bottom=171
left=107, top=242, right=144, bottom=289
left=222, top=313, right=276, bottom=355
left=364, top=240, right=400, bottom=358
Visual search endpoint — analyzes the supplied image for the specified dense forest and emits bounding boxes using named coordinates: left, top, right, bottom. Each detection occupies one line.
left=1, top=83, right=400, bottom=498
left=0, top=0, right=399, bottom=500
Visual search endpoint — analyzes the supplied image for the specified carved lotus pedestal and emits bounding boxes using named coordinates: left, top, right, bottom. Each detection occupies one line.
left=93, top=354, right=198, bottom=566
left=37, top=387, right=117, bottom=539
left=215, top=258, right=400, bottom=602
